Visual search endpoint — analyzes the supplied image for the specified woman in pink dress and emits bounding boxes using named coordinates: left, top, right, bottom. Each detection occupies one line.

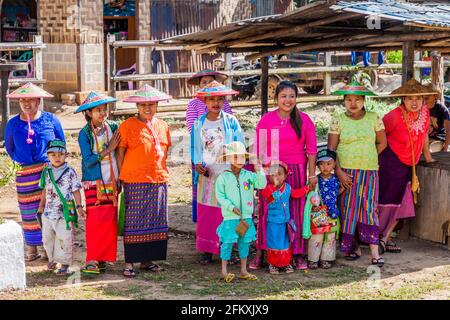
left=252, top=80, right=318, bottom=270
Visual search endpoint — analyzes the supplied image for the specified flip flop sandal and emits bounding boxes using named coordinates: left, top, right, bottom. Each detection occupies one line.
left=371, top=257, right=385, bottom=267
left=56, top=267, right=72, bottom=276
left=47, top=262, right=57, bottom=271
left=81, top=263, right=101, bottom=275
left=285, top=264, right=294, bottom=273
left=98, top=262, right=107, bottom=272
left=308, top=261, right=319, bottom=269
left=25, top=253, right=41, bottom=262
left=123, top=268, right=136, bottom=278
left=295, top=257, right=308, bottom=270
left=239, top=273, right=258, bottom=281
left=222, top=273, right=235, bottom=283
left=269, top=265, right=279, bottom=275
left=249, top=256, right=263, bottom=270
left=320, top=261, right=332, bottom=269
left=141, top=264, right=164, bottom=272
left=385, top=241, right=402, bottom=253
left=344, top=252, right=361, bottom=261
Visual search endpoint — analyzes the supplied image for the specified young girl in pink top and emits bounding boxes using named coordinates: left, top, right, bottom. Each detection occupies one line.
left=252, top=80, right=318, bottom=270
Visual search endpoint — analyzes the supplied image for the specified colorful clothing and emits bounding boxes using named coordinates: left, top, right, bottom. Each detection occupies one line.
left=5, top=112, right=65, bottom=166
left=328, top=111, right=385, bottom=170
left=123, top=182, right=168, bottom=263
left=340, top=169, right=380, bottom=253
left=383, top=105, right=429, bottom=166
left=40, top=163, right=82, bottom=221
left=84, top=183, right=118, bottom=262
left=78, top=120, right=119, bottom=182
left=256, top=110, right=317, bottom=164
left=378, top=146, right=415, bottom=237
left=217, top=218, right=256, bottom=261
left=118, top=117, right=171, bottom=183
left=215, top=169, right=267, bottom=221
left=255, top=111, right=317, bottom=255
left=15, top=163, right=46, bottom=246
left=307, top=233, right=336, bottom=263
left=186, top=98, right=232, bottom=133
left=318, top=174, right=340, bottom=219
left=261, top=182, right=309, bottom=267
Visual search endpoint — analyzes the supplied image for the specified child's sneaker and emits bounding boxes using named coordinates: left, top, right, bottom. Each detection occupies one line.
left=295, top=256, right=308, bottom=270
left=285, top=264, right=294, bottom=273
left=269, top=264, right=279, bottom=275
left=320, top=261, right=333, bottom=269
left=249, top=256, right=263, bottom=270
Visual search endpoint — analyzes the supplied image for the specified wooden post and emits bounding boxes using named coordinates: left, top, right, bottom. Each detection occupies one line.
left=260, top=56, right=269, bottom=115
left=225, top=52, right=232, bottom=88
left=414, top=51, right=421, bottom=81
left=1, top=71, right=10, bottom=142
left=33, top=35, right=44, bottom=110
left=431, top=52, right=445, bottom=102
left=324, top=52, right=332, bottom=95
left=107, top=34, right=117, bottom=103
left=402, top=41, right=415, bottom=84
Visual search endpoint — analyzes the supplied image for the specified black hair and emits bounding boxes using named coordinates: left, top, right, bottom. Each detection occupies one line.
left=83, top=110, right=92, bottom=122
left=274, top=80, right=302, bottom=139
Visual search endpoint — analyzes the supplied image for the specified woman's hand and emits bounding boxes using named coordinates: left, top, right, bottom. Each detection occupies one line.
left=308, top=175, right=318, bottom=190
left=108, top=131, right=121, bottom=152
left=195, top=163, right=207, bottom=175
left=337, top=169, right=353, bottom=189
left=232, top=207, right=241, bottom=216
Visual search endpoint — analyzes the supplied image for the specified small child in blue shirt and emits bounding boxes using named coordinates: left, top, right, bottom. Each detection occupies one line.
left=307, top=149, right=343, bottom=269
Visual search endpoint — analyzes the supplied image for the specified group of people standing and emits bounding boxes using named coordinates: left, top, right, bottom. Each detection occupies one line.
left=3, top=68, right=442, bottom=280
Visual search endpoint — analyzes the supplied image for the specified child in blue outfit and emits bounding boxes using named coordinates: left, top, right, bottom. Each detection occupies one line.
left=261, top=161, right=311, bottom=274
left=215, top=141, right=267, bottom=283
left=305, top=149, right=343, bottom=269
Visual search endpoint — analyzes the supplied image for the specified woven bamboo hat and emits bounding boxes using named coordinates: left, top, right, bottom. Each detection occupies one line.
left=75, top=91, right=117, bottom=113
left=7, top=82, right=54, bottom=99
left=122, top=84, right=172, bottom=103
left=332, top=81, right=377, bottom=96
left=187, top=69, right=228, bottom=86
left=195, top=80, right=238, bottom=98
left=390, top=79, right=438, bottom=97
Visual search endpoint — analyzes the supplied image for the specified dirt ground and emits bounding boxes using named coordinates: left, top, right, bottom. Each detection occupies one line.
left=0, top=104, right=449, bottom=300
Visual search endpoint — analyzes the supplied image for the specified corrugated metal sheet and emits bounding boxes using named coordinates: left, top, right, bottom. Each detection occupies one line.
left=332, top=1, right=450, bottom=28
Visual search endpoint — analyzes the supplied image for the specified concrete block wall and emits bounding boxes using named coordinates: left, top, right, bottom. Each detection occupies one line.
left=79, top=44, right=105, bottom=91
left=43, top=43, right=79, bottom=96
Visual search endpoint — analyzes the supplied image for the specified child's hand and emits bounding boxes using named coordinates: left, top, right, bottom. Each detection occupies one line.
left=232, top=207, right=241, bottom=216
left=78, top=208, right=86, bottom=219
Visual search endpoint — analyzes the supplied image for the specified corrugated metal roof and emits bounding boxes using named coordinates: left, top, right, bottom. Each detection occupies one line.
left=332, top=1, right=450, bottom=28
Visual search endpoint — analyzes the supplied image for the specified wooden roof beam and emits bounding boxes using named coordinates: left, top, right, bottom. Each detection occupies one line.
left=223, top=12, right=361, bottom=48
left=246, top=31, right=450, bottom=60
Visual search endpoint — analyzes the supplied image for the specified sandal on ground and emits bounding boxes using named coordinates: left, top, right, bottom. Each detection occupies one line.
left=285, top=264, right=294, bottom=273
left=25, top=253, right=41, bottom=262
left=47, top=262, right=57, bottom=271
left=249, top=256, right=263, bottom=270
left=56, top=266, right=72, bottom=276
left=295, top=257, right=308, bottom=270
left=239, top=273, right=258, bottom=281
left=98, top=261, right=107, bottom=272
left=385, top=240, right=402, bottom=253
left=269, top=264, right=279, bottom=275
left=81, top=263, right=100, bottom=275
left=123, top=268, right=136, bottom=278
left=199, top=253, right=213, bottom=265
left=308, top=261, right=319, bottom=269
left=371, top=257, right=385, bottom=267
left=320, top=261, right=333, bottom=269
left=222, top=273, right=235, bottom=283
left=344, top=252, right=361, bottom=261
left=141, top=263, right=164, bottom=272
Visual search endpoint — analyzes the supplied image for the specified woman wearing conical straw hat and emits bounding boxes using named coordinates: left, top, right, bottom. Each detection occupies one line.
left=116, top=84, right=172, bottom=278
left=378, top=79, right=436, bottom=254
left=4, top=82, right=64, bottom=262
left=75, top=91, right=120, bottom=275
left=186, top=69, right=233, bottom=224
left=328, top=81, right=386, bottom=267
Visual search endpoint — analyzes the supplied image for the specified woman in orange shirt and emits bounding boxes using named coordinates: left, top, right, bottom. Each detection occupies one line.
left=117, top=85, right=172, bottom=278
